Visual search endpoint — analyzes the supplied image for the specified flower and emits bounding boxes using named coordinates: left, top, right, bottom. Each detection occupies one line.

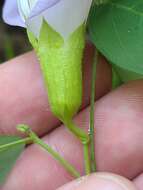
left=3, top=0, right=92, bottom=39
left=3, top=0, right=93, bottom=124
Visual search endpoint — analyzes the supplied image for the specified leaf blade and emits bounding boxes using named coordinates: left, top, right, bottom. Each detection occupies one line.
left=88, top=0, right=143, bottom=76
left=0, top=136, right=25, bottom=184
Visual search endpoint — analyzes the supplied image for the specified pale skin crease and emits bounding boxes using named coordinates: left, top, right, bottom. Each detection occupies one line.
left=0, top=44, right=142, bottom=190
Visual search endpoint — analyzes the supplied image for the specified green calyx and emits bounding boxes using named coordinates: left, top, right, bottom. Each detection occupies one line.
left=28, top=21, right=85, bottom=123
left=28, top=21, right=92, bottom=175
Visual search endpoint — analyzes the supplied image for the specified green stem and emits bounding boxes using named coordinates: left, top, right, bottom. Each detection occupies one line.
left=65, top=120, right=91, bottom=175
left=112, top=66, right=122, bottom=89
left=90, top=49, right=98, bottom=172
left=0, top=137, right=32, bottom=152
left=83, top=143, right=91, bottom=174
left=17, top=125, right=80, bottom=178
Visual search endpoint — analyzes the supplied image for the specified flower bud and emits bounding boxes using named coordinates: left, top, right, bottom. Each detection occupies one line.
left=3, top=0, right=93, bottom=123
left=3, top=0, right=92, bottom=39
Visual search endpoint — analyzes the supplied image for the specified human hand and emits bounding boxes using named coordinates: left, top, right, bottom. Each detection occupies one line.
left=0, top=44, right=142, bottom=190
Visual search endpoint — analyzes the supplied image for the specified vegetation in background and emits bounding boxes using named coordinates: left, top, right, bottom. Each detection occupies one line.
left=0, top=0, right=31, bottom=63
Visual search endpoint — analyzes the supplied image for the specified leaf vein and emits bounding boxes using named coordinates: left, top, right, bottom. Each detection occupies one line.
left=110, top=2, right=143, bottom=17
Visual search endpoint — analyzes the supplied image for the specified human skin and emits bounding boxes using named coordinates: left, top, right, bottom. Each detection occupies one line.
left=0, top=44, right=142, bottom=190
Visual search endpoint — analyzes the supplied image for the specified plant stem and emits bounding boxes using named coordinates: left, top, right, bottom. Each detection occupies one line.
left=65, top=120, right=91, bottom=175
left=83, top=143, right=91, bottom=174
left=0, top=137, right=32, bottom=152
left=112, top=66, right=122, bottom=89
left=17, top=125, right=80, bottom=178
left=90, top=49, right=98, bottom=172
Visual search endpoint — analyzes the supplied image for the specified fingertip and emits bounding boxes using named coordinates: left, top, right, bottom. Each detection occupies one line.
left=58, top=172, right=137, bottom=190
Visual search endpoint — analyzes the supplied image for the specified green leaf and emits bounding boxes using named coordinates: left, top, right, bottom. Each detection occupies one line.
left=0, top=136, right=25, bottom=184
left=88, top=0, right=143, bottom=77
left=113, top=65, right=143, bottom=82
left=93, top=0, right=110, bottom=5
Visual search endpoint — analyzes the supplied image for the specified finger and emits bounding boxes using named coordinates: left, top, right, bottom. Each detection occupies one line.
left=58, top=173, right=136, bottom=190
left=134, top=173, right=143, bottom=190
left=2, top=80, right=143, bottom=190
left=0, top=51, right=59, bottom=136
left=0, top=44, right=111, bottom=135
left=95, top=79, right=143, bottom=179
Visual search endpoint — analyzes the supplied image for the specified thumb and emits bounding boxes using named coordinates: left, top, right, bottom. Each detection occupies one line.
left=57, top=172, right=137, bottom=190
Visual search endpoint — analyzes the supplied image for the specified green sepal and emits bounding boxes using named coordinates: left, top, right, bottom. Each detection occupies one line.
left=27, top=31, right=38, bottom=51
left=28, top=21, right=85, bottom=122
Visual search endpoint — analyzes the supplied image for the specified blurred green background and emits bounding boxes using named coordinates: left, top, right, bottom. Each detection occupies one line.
left=0, top=0, right=31, bottom=63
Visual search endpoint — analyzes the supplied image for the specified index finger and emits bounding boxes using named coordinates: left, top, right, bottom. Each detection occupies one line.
left=0, top=44, right=111, bottom=136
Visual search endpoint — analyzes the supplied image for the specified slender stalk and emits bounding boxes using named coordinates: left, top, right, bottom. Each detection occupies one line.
left=17, top=125, right=80, bottom=178
left=0, top=137, right=32, bottom=152
left=112, top=66, right=122, bottom=89
left=65, top=120, right=91, bottom=175
left=90, top=49, right=98, bottom=172
left=83, top=143, right=91, bottom=174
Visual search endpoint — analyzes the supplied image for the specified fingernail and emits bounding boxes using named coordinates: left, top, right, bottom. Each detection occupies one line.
left=95, top=172, right=136, bottom=190
left=58, top=172, right=137, bottom=190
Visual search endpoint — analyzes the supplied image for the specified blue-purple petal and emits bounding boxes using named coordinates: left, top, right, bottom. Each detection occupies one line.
left=2, top=0, right=25, bottom=27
